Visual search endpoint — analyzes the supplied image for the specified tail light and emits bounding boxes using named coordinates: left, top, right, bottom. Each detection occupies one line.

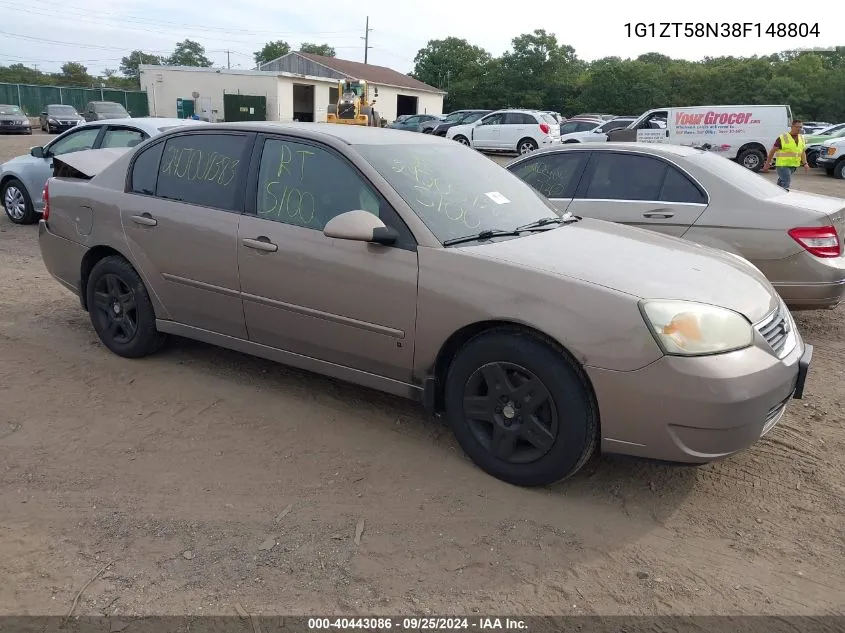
left=42, top=180, right=50, bottom=222
left=539, top=123, right=550, bottom=134
left=788, top=225, right=840, bottom=258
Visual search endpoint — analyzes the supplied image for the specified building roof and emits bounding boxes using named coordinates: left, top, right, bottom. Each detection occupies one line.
left=269, top=52, right=445, bottom=95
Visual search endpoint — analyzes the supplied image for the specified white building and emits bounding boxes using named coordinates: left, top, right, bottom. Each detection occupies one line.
left=139, top=52, right=445, bottom=124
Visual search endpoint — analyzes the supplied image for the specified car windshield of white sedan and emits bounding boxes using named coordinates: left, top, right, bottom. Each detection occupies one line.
left=688, top=151, right=787, bottom=198
left=355, top=144, right=559, bottom=243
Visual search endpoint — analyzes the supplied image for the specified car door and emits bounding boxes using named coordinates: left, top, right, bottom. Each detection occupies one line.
left=566, top=150, right=708, bottom=237
left=121, top=130, right=255, bottom=338
left=100, top=124, right=149, bottom=149
left=396, top=115, right=420, bottom=130
left=500, top=112, right=533, bottom=150
left=237, top=133, right=419, bottom=382
left=472, top=112, right=505, bottom=149
left=507, top=150, right=590, bottom=211
left=25, top=125, right=104, bottom=210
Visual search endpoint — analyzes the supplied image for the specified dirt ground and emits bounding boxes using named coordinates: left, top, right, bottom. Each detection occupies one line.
left=1, top=131, right=844, bottom=618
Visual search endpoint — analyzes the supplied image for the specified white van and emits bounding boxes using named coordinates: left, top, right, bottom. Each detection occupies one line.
left=606, top=104, right=792, bottom=172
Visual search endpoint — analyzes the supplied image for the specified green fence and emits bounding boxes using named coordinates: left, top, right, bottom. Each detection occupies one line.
left=0, top=82, right=149, bottom=117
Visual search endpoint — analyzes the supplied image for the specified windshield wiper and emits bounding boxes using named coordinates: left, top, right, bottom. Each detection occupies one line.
left=442, top=229, right=524, bottom=246
left=515, top=215, right=579, bottom=231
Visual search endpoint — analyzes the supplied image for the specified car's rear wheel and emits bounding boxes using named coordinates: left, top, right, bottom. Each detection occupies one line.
left=454, top=135, right=470, bottom=146
left=444, top=330, right=598, bottom=486
left=518, top=138, right=539, bottom=155
left=86, top=256, right=166, bottom=358
left=2, top=178, right=37, bottom=225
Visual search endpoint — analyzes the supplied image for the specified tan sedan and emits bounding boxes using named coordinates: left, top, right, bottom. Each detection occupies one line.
left=506, top=143, right=845, bottom=310
left=38, top=123, right=812, bottom=486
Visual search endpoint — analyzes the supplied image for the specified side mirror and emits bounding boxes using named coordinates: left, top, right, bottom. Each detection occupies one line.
left=30, top=146, right=44, bottom=158
left=323, top=209, right=398, bottom=245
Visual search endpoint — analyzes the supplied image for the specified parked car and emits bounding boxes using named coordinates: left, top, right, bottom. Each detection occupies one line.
left=83, top=101, right=131, bottom=121
left=560, top=117, right=636, bottom=143
left=387, top=113, right=443, bottom=132
left=809, top=122, right=845, bottom=137
left=607, top=104, right=792, bottom=172
left=506, top=142, right=845, bottom=310
left=1, top=117, right=204, bottom=224
left=816, top=137, right=845, bottom=179
left=425, top=110, right=490, bottom=135
left=37, top=122, right=811, bottom=486
left=572, top=113, right=616, bottom=121
left=0, top=104, right=32, bottom=134
left=40, top=104, right=85, bottom=134
left=445, top=109, right=561, bottom=154
left=542, top=111, right=564, bottom=124
left=801, top=121, right=831, bottom=134
left=803, top=126, right=845, bottom=168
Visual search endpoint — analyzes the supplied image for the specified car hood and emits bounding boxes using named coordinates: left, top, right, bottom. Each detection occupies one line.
left=0, top=153, right=41, bottom=171
left=459, top=218, right=778, bottom=323
left=446, top=123, right=475, bottom=136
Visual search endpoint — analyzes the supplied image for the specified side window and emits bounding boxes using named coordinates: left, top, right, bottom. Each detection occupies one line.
left=156, top=133, right=250, bottom=211
left=582, top=153, right=667, bottom=201
left=577, top=122, right=598, bottom=132
left=479, top=113, right=504, bottom=126
left=256, top=138, right=383, bottom=233
left=503, top=113, right=533, bottom=124
left=130, top=141, right=164, bottom=195
left=102, top=127, right=146, bottom=149
left=511, top=152, right=589, bottom=199
left=48, top=127, right=101, bottom=156
left=660, top=166, right=707, bottom=203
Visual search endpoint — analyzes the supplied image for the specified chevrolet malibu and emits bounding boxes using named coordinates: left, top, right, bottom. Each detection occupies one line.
left=507, top=143, right=845, bottom=310
left=37, top=123, right=812, bottom=486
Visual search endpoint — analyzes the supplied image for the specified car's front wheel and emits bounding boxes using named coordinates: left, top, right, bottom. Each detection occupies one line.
left=86, top=256, right=166, bottom=358
left=444, top=330, right=598, bottom=486
left=2, top=178, right=37, bottom=224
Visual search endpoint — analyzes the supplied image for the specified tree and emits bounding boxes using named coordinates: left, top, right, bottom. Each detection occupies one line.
left=120, top=50, right=163, bottom=80
left=58, top=62, right=91, bottom=86
left=254, top=40, right=290, bottom=67
left=0, top=63, right=44, bottom=85
left=166, top=39, right=212, bottom=67
left=299, top=43, right=335, bottom=57
left=412, top=37, right=492, bottom=109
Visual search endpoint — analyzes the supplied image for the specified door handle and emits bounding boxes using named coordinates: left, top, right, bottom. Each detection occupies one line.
left=643, top=211, right=674, bottom=219
left=130, top=213, right=157, bottom=226
left=242, top=237, right=278, bottom=252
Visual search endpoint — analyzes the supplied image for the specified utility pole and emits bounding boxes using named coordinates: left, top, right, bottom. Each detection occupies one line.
left=226, top=50, right=231, bottom=69
left=361, top=16, right=373, bottom=64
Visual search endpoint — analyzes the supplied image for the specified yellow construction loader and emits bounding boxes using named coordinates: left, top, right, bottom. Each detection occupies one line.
left=326, top=79, right=381, bottom=126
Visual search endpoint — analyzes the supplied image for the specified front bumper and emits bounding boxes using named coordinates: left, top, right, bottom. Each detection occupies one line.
left=0, top=124, right=31, bottom=133
left=586, top=332, right=810, bottom=464
left=816, top=155, right=838, bottom=168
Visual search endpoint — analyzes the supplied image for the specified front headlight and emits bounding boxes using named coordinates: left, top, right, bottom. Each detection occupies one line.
left=640, top=300, right=753, bottom=356
left=48, top=117, right=57, bottom=123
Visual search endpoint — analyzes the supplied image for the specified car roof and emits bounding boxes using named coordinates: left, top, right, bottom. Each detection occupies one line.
left=78, top=117, right=205, bottom=132
left=507, top=142, right=706, bottom=164
left=203, top=121, right=467, bottom=145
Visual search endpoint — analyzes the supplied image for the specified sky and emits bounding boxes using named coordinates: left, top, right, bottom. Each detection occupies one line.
left=0, top=0, right=836, bottom=77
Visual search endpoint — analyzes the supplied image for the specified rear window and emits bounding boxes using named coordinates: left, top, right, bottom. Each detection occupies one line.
left=540, top=113, right=557, bottom=125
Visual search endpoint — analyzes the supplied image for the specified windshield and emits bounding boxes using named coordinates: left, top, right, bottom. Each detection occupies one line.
left=688, top=151, right=787, bottom=198
left=96, top=103, right=128, bottom=113
left=0, top=105, right=22, bottom=115
left=354, top=143, right=559, bottom=244
left=443, top=112, right=466, bottom=123
left=48, top=105, right=78, bottom=116
left=462, top=111, right=487, bottom=123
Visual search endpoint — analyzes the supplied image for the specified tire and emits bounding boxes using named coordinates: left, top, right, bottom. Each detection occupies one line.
left=444, top=330, right=598, bottom=486
left=835, top=161, right=845, bottom=180
left=517, top=137, right=539, bottom=155
left=86, top=256, right=166, bottom=358
left=454, top=135, right=470, bottom=146
left=806, top=150, right=819, bottom=168
left=737, top=148, right=765, bottom=172
left=2, top=178, right=38, bottom=225
left=422, top=128, right=432, bottom=134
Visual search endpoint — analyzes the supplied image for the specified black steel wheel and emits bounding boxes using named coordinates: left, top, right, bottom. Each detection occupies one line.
left=86, top=255, right=165, bottom=358
left=444, top=330, right=597, bottom=486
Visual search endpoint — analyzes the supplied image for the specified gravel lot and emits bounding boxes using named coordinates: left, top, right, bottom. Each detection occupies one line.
left=1, top=130, right=844, bottom=617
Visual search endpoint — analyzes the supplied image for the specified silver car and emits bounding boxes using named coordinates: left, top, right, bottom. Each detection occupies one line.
left=1, top=117, right=205, bottom=225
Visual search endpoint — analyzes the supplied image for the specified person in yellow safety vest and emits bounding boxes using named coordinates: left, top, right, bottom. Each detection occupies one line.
left=762, top=119, right=809, bottom=191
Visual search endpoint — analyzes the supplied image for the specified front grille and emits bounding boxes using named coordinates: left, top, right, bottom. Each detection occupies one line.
left=762, top=397, right=789, bottom=436
left=338, top=102, right=356, bottom=119
left=754, top=302, right=796, bottom=359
